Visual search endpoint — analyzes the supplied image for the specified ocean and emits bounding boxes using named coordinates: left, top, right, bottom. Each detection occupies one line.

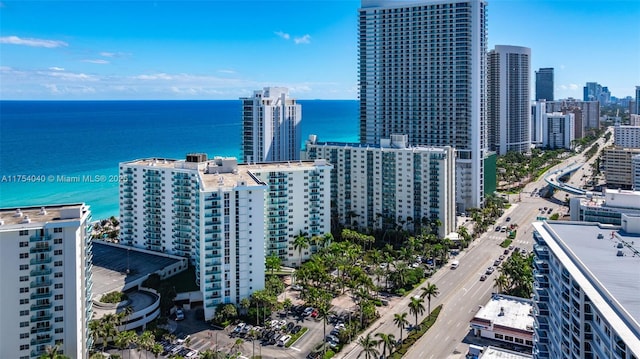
left=0, top=100, right=359, bottom=220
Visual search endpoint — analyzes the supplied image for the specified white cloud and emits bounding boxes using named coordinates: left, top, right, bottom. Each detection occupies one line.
left=275, top=31, right=291, bottom=40
left=560, top=64, right=566, bottom=70
left=100, top=52, right=116, bottom=57
left=294, top=34, right=311, bottom=44
left=44, top=71, right=98, bottom=81
left=0, top=35, right=68, bottom=48
left=218, top=69, right=236, bottom=74
left=82, top=59, right=109, bottom=64
left=49, top=67, right=65, bottom=71
left=569, top=84, right=578, bottom=90
left=134, top=73, right=174, bottom=80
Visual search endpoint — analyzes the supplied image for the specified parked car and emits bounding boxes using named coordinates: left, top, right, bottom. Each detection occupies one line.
left=303, top=307, right=314, bottom=316
left=175, top=308, right=185, bottom=321
left=503, top=249, right=510, bottom=255
left=278, top=335, right=291, bottom=347
left=493, top=259, right=501, bottom=266
left=311, top=309, right=319, bottom=318
left=291, top=325, right=302, bottom=334
left=286, top=322, right=295, bottom=332
left=485, top=267, right=494, bottom=275
left=506, top=217, right=511, bottom=222
left=480, top=275, right=487, bottom=281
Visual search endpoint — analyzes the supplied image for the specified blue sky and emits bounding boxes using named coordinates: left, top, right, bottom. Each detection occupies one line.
left=1, top=0, right=639, bottom=100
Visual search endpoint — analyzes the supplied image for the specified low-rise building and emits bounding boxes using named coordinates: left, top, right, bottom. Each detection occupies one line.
left=470, top=294, right=534, bottom=349
left=614, top=125, right=640, bottom=148
left=569, top=189, right=640, bottom=225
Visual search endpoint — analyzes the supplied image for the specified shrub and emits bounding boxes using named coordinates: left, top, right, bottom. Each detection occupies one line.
left=500, top=239, right=512, bottom=248
left=100, top=291, right=127, bottom=303
left=285, top=327, right=308, bottom=348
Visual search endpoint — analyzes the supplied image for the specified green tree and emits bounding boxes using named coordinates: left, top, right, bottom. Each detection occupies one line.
left=292, top=231, right=309, bottom=267
left=393, top=312, right=409, bottom=344
left=419, top=282, right=439, bottom=318
left=408, top=296, right=426, bottom=329
left=375, top=332, right=396, bottom=359
left=356, top=333, right=380, bottom=359
left=115, top=330, right=138, bottom=359
left=265, top=254, right=281, bottom=275
left=40, top=345, right=71, bottom=359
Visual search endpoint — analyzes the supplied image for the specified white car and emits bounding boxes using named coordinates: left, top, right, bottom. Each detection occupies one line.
left=278, top=335, right=291, bottom=346
left=175, top=309, right=185, bottom=321
left=303, top=307, right=314, bottom=316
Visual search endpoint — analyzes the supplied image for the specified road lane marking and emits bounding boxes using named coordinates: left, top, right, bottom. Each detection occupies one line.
left=290, top=346, right=301, bottom=352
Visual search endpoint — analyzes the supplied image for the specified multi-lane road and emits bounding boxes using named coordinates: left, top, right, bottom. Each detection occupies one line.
left=338, top=129, right=613, bottom=359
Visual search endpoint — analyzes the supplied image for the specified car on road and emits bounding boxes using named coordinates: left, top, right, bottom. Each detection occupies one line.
left=175, top=308, right=185, bottom=321
left=485, top=267, right=495, bottom=275
left=480, top=275, right=487, bottom=281
left=503, top=249, right=510, bottom=255
left=499, top=254, right=505, bottom=260
left=506, top=217, right=511, bottom=222
left=495, top=226, right=501, bottom=232
left=493, top=259, right=501, bottom=266
left=450, top=260, right=459, bottom=269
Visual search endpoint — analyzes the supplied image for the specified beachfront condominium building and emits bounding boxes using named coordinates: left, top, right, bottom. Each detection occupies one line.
left=603, top=147, right=640, bottom=190
left=0, top=204, right=93, bottom=359
left=531, top=218, right=640, bottom=359
left=542, top=112, right=574, bottom=150
left=358, top=0, right=487, bottom=212
left=634, top=154, right=640, bottom=190
left=614, top=125, right=640, bottom=148
left=119, top=155, right=331, bottom=319
left=302, top=134, right=455, bottom=238
left=630, top=114, right=640, bottom=126
left=535, top=68, right=554, bottom=101
left=241, top=87, right=302, bottom=163
left=488, top=45, right=531, bottom=155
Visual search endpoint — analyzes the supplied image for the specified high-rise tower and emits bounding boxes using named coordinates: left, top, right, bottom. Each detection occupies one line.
left=535, top=67, right=554, bottom=101
left=241, top=87, right=302, bottom=163
left=358, top=0, right=487, bottom=211
left=488, top=45, right=531, bottom=155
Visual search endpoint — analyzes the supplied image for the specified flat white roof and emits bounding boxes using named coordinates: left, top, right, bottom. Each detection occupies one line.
left=535, top=221, right=640, bottom=353
left=473, top=294, right=534, bottom=333
left=0, top=203, right=88, bottom=227
left=480, top=346, right=533, bottom=359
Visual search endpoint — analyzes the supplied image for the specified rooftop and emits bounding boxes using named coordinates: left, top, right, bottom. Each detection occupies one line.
left=536, top=220, right=640, bottom=343
left=479, top=346, right=533, bottom=359
left=0, top=203, right=88, bottom=227
left=472, top=294, right=534, bottom=333
left=91, top=241, right=185, bottom=298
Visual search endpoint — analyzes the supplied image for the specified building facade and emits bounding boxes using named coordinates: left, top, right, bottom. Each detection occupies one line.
left=542, top=112, right=574, bottom=150
left=614, top=125, right=640, bottom=148
left=119, top=155, right=331, bottom=319
left=358, top=0, right=487, bottom=211
left=470, top=294, right=534, bottom=349
left=0, top=204, right=93, bottom=359
left=531, top=101, right=546, bottom=145
left=535, top=68, right=554, bottom=101
left=531, top=219, right=640, bottom=359
left=633, top=154, right=640, bottom=190
left=603, top=147, right=640, bottom=189
left=635, top=86, right=640, bottom=115
left=583, top=82, right=611, bottom=105
left=302, top=134, right=456, bottom=238
left=241, top=87, right=302, bottom=163
left=569, top=189, right=640, bottom=225
left=546, top=99, right=600, bottom=131
left=488, top=45, right=531, bottom=155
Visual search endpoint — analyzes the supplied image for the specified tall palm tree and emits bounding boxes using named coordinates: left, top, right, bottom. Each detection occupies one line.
left=419, top=282, right=439, bottom=318
left=356, top=333, right=380, bottom=359
left=40, top=344, right=70, bottom=359
left=375, top=332, right=396, bottom=359
left=393, top=312, right=409, bottom=344
left=292, top=232, right=309, bottom=267
left=138, top=330, right=155, bottom=359
left=408, top=296, right=426, bottom=329
left=316, top=300, right=333, bottom=357
left=494, top=273, right=509, bottom=294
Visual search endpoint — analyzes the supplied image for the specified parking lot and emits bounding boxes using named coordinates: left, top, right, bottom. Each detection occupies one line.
left=157, top=299, right=363, bottom=359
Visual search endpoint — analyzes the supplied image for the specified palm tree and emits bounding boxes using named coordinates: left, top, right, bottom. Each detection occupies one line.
left=230, top=338, right=244, bottom=356
left=419, top=282, right=439, bottom=318
left=265, top=254, right=281, bottom=275
left=151, top=343, right=163, bottom=358
left=356, top=333, right=379, bottom=359
left=316, top=300, right=333, bottom=356
left=494, top=273, right=509, bottom=293
left=292, top=231, right=309, bottom=267
left=40, top=344, right=70, bottom=359
left=393, top=312, right=409, bottom=344
left=138, top=330, right=155, bottom=359
left=408, top=296, right=426, bottom=329
left=375, top=332, right=396, bottom=359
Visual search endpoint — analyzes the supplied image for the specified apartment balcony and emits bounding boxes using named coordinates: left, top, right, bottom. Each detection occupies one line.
left=30, top=326, right=52, bottom=334
left=30, top=244, right=51, bottom=253
left=30, top=234, right=51, bottom=243
left=204, top=285, right=222, bottom=292
left=31, top=279, right=53, bottom=288
left=31, top=312, right=53, bottom=322
left=31, top=301, right=53, bottom=311
left=30, top=257, right=52, bottom=265
left=31, top=335, right=53, bottom=346
left=205, top=268, right=221, bottom=275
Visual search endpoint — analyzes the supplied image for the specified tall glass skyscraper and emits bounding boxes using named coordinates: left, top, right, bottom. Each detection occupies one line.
left=358, top=0, right=487, bottom=211
left=488, top=45, right=531, bottom=155
left=535, top=67, right=554, bottom=101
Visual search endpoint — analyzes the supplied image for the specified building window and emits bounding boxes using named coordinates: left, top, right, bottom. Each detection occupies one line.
left=19, top=230, right=29, bottom=236
left=54, top=238, right=62, bottom=244
left=19, top=241, right=28, bottom=247
left=54, top=317, right=63, bottom=323
left=54, top=228, right=62, bottom=233
left=494, top=333, right=504, bottom=339
left=55, top=328, right=64, bottom=334
left=20, top=344, right=29, bottom=350
left=504, top=335, right=514, bottom=342
left=54, top=261, right=63, bottom=267
left=54, top=283, right=63, bottom=289
left=54, top=272, right=63, bottom=278
left=19, top=252, right=28, bottom=259
left=54, top=249, right=62, bottom=256
left=19, top=298, right=29, bottom=305
left=19, top=310, right=29, bottom=316
left=20, top=321, right=28, bottom=328
left=55, top=306, right=63, bottom=312
left=19, top=264, right=28, bottom=270
left=20, top=287, right=29, bottom=293
left=54, top=294, right=63, bottom=300
left=19, top=275, right=28, bottom=282
left=20, top=333, right=29, bottom=339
